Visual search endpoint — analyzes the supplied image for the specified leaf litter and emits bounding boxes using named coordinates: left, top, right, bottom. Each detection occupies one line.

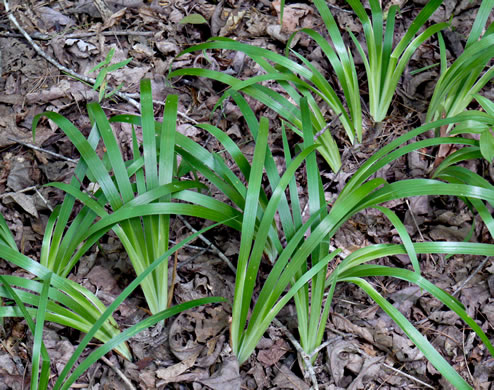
left=0, top=0, right=493, bottom=388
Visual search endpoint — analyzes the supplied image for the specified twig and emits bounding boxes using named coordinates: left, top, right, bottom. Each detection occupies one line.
left=0, top=31, right=155, bottom=40
left=167, top=251, right=178, bottom=308
left=462, top=329, right=475, bottom=386
left=327, top=4, right=352, bottom=13
left=405, top=198, right=430, bottom=264
left=0, top=185, right=53, bottom=212
left=7, top=137, right=78, bottom=163
left=308, top=336, right=342, bottom=360
left=313, top=113, right=343, bottom=142
left=452, top=256, right=491, bottom=297
left=100, top=355, right=136, bottom=390
left=2, top=0, right=197, bottom=124
left=3, top=0, right=112, bottom=98
left=176, top=215, right=236, bottom=273
left=169, top=239, right=213, bottom=253
left=273, top=318, right=319, bottom=390
left=381, top=363, right=434, bottom=389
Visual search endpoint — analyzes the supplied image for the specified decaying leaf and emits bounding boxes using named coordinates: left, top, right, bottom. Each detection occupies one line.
left=199, top=357, right=241, bottom=390
left=273, top=364, right=309, bottom=390
left=257, top=338, right=289, bottom=366
left=156, top=350, right=201, bottom=382
left=180, top=13, right=208, bottom=25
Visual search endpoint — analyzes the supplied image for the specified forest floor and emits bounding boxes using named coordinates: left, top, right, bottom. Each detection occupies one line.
left=1, top=0, right=494, bottom=389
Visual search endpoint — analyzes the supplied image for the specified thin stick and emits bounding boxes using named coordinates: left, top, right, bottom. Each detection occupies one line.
left=0, top=185, right=53, bottom=212
left=100, top=356, right=136, bottom=390
left=381, top=363, right=434, bottom=389
left=8, top=137, right=78, bottom=163
left=0, top=31, right=155, bottom=40
left=2, top=0, right=197, bottom=124
left=405, top=199, right=426, bottom=242
left=462, top=329, right=475, bottom=386
left=273, top=318, right=319, bottom=390
left=308, top=336, right=342, bottom=359
left=452, top=256, right=490, bottom=297
left=167, top=251, right=178, bottom=308
left=176, top=215, right=236, bottom=273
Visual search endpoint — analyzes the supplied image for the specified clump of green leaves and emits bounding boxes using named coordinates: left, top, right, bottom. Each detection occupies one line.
left=426, top=0, right=494, bottom=126
left=0, top=212, right=224, bottom=389
left=0, top=80, right=231, bottom=388
left=171, top=0, right=446, bottom=171
left=163, top=91, right=494, bottom=389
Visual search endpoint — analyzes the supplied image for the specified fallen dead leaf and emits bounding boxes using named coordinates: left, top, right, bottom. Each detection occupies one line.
left=328, top=339, right=363, bottom=386
left=156, top=350, right=201, bottom=382
left=199, top=356, right=241, bottom=390
left=273, top=364, right=309, bottom=390
left=272, top=1, right=313, bottom=33
left=6, top=157, right=34, bottom=191
left=257, top=337, right=289, bottom=366
left=6, top=193, right=38, bottom=218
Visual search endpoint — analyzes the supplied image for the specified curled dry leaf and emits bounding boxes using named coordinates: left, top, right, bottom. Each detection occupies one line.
left=328, top=339, right=363, bottom=386
left=6, top=193, right=38, bottom=218
left=272, top=1, right=314, bottom=33
left=102, top=7, right=127, bottom=30
left=6, top=157, right=34, bottom=192
left=65, top=38, right=98, bottom=59
left=169, top=305, right=228, bottom=367
left=273, top=364, right=309, bottom=390
left=199, top=357, right=241, bottom=390
left=156, top=349, right=201, bottom=382
left=256, top=338, right=289, bottom=366
left=36, top=6, right=75, bottom=30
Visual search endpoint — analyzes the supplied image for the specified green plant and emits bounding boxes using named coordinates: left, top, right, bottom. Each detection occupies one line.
left=426, top=0, right=494, bottom=126
left=32, top=79, right=242, bottom=315
left=0, top=214, right=132, bottom=361
left=342, top=0, right=446, bottom=122
left=170, top=0, right=445, bottom=171
left=0, top=218, right=224, bottom=389
left=116, top=89, right=494, bottom=387
left=0, top=79, right=235, bottom=386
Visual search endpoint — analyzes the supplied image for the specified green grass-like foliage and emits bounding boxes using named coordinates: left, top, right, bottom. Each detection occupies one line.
left=0, top=80, right=232, bottom=387
left=342, top=0, right=446, bottom=122
left=32, top=80, right=240, bottom=315
left=426, top=0, right=494, bottom=128
left=0, top=214, right=131, bottom=360
left=169, top=90, right=494, bottom=388
left=117, top=89, right=494, bottom=388
left=0, top=216, right=224, bottom=389
left=171, top=0, right=445, bottom=171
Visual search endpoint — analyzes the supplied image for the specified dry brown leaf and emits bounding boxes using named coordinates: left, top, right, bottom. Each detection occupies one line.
left=102, top=7, right=127, bottom=30
left=273, top=364, right=309, bottom=390
left=36, top=6, right=75, bottom=30
left=6, top=193, right=38, bottom=218
left=156, top=350, right=201, bottom=381
left=328, top=339, right=363, bottom=386
left=257, top=338, right=289, bottom=366
left=332, top=314, right=374, bottom=343
left=272, top=1, right=313, bottom=33
left=6, top=157, right=34, bottom=192
left=199, top=357, right=241, bottom=390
